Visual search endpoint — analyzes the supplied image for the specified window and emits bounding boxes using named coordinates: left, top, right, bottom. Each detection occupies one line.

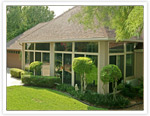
left=75, top=42, right=98, bottom=53
left=25, top=43, right=34, bottom=50
left=36, top=43, right=50, bottom=51
left=126, top=43, right=135, bottom=52
left=126, top=54, right=134, bottom=77
left=25, top=52, right=34, bottom=65
left=35, top=52, right=41, bottom=61
left=109, top=42, right=124, bottom=53
left=55, top=42, right=72, bottom=51
left=43, top=53, right=50, bottom=64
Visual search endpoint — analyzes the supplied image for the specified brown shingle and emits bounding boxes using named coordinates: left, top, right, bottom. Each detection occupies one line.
left=19, top=6, right=109, bottom=43
left=8, top=6, right=143, bottom=50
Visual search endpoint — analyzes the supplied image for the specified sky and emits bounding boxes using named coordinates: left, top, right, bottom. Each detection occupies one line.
left=48, top=6, right=74, bottom=18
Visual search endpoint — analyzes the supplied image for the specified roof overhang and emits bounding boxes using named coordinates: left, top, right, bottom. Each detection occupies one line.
left=19, top=37, right=143, bottom=43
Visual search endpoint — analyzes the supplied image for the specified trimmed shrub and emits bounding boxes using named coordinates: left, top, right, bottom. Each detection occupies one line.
left=73, top=57, right=93, bottom=92
left=100, top=64, right=122, bottom=99
left=21, top=75, right=61, bottom=88
left=10, top=68, right=25, bottom=78
left=29, top=61, right=43, bottom=75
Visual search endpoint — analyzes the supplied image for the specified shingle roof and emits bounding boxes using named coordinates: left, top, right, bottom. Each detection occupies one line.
left=7, top=6, right=143, bottom=50
left=18, top=6, right=117, bottom=43
left=7, top=22, right=48, bottom=50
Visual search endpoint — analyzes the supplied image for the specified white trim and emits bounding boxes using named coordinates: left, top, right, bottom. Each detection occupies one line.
left=97, top=41, right=100, bottom=93
left=71, top=42, right=75, bottom=86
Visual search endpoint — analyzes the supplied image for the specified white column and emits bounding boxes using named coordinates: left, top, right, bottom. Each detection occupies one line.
left=22, top=43, right=25, bottom=70
left=72, top=42, right=75, bottom=86
left=97, top=41, right=109, bottom=94
left=50, top=42, right=55, bottom=76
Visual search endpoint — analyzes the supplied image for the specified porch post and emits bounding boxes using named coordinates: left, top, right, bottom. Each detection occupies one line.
left=71, top=42, right=75, bottom=86
left=97, top=41, right=109, bottom=94
left=22, top=43, right=25, bottom=70
left=50, top=42, right=55, bottom=76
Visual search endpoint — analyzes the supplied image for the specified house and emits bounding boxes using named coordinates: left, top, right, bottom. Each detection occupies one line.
left=7, top=6, right=143, bottom=94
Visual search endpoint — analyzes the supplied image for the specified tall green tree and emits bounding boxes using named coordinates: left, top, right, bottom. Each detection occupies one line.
left=7, top=6, right=55, bottom=41
left=7, top=6, right=24, bottom=41
left=70, top=6, right=143, bottom=41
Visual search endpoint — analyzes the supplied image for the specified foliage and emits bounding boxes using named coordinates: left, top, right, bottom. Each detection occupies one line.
left=10, top=68, right=25, bottom=78
left=70, top=6, right=143, bottom=41
left=7, top=86, right=105, bottom=110
left=7, top=6, right=54, bottom=41
left=118, top=78, right=143, bottom=99
left=29, top=61, right=43, bottom=75
left=25, top=66, right=31, bottom=72
left=83, top=92, right=129, bottom=108
left=21, top=75, right=61, bottom=88
left=56, top=84, right=129, bottom=108
left=56, top=84, right=75, bottom=92
left=73, top=57, right=93, bottom=92
left=86, top=65, right=97, bottom=85
left=100, top=64, right=122, bottom=100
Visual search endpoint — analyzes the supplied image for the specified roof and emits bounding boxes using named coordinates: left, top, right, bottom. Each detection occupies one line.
left=7, top=22, right=48, bottom=50
left=7, top=6, right=143, bottom=50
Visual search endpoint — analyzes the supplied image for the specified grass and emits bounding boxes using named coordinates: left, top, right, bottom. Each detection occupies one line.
left=7, top=86, right=107, bottom=111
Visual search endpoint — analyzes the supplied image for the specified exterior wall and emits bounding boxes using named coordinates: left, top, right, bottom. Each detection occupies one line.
left=7, top=50, right=22, bottom=69
left=134, top=49, right=143, bottom=78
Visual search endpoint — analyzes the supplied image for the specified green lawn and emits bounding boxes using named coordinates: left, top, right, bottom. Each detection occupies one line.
left=7, top=86, right=107, bottom=111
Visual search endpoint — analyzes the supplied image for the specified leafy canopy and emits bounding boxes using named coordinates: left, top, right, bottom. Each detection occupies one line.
left=7, top=6, right=54, bottom=41
left=70, top=6, right=143, bottom=41
left=100, top=64, right=122, bottom=83
left=73, top=57, right=93, bottom=75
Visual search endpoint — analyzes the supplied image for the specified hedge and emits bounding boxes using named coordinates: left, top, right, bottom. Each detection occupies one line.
left=21, top=75, right=61, bottom=88
left=10, top=68, right=25, bottom=78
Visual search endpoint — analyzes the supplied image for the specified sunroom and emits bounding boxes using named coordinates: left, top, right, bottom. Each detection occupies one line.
left=21, top=40, right=143, bottom=94
left=19, top=6, right=143, bottom=94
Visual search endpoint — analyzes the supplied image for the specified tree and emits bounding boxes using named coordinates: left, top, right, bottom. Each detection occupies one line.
left=7, top=6, right=55, bottom=41
left=70, top=6, right=143, bottom=41
left=100, top=64, right=122, bottom=100
left=30, top=61, right=43, bottom=76
left=73, top=57, right=93, bottom=92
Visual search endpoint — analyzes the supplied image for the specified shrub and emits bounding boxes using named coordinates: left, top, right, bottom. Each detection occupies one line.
left=10, top=68, right=25, bottom=78
left=56, top=84, right=74, bottom=92
left=83, top=92, right=129, bottom=108
left=29, top=61, right=43, bottom=75
left=56, top=84, right=129, bottom=108
left=100, top=64, right=122, bottom=99
left=73, top=57, right=93, bottom=92
left=21, top=75, right=61, bottom=88
left=118, top=80, right=143, bottom=99
left=25, top=66, right=31, bottom=72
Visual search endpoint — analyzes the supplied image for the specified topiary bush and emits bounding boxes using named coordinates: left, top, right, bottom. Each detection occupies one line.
left=73, top=57, right=93, bottom=92
left=100, top=64, right=122, bottom=100
left=21, top=75, right=61, bottom=88
left=10, top=68, right=25, bottom=78
left=29, top=61, right=43, bottom=75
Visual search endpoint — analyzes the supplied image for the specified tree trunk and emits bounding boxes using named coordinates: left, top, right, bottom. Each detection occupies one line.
left=83, top=73, right=87, bottom=91
left=112, top=82, right=116, bottom=100
left=81, top=74, right=83, bottom=92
